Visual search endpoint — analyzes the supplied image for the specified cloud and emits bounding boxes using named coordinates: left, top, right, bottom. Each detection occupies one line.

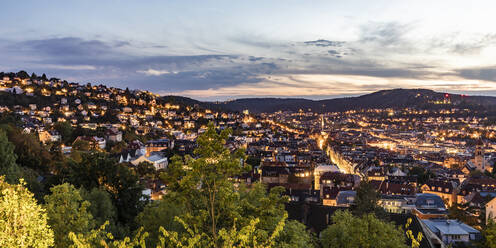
left=359, top=22, right=412, bottom=47
left=42, top=64, right=97, bottom=70
left=14, top=37, right=113, bottom=57
left=137, top=69, right=177, bottom=76
left=450, top=34, right=496, bottom=55
left=304, top=39, right=345, bottom=47
left=455, top=66, right=496, bottom=82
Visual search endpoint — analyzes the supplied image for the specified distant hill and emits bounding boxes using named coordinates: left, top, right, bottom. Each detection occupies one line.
left=210, top=89, right=496, bottom=113
left=3, top=70, right=496, bottom=114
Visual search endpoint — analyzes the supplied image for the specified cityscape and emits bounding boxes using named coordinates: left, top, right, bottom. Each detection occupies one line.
left=2, top=1, right=496, bottom=248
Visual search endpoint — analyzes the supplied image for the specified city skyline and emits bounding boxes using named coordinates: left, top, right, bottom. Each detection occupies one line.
left=2, top=0, right=496, bottom=100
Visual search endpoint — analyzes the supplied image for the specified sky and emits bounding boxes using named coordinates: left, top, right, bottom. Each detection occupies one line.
left=2, top=1, right=496, bottom=100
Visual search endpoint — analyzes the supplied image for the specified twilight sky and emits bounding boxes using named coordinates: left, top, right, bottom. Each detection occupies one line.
left=2, top=0, right=496, bottom=100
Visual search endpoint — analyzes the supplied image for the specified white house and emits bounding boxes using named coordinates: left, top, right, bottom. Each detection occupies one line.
left=131, top=154, right=168, bottom=170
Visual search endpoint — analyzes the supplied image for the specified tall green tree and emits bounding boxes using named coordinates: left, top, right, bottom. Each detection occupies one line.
left=320, top=210, right=407, bottom=248
left=0, top=177, right=54, bottom=248
left=157, top=123, right=313, bottom=248
left=44, top=183, right=95, bottom=248
left=175, top=123, right=248, bottom=245
left=0, top=130, right=22, bottom=183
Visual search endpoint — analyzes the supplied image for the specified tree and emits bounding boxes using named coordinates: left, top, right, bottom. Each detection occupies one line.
left=109, top=141, right=127, bottom=154
left=136, top=161, right=157, bottom=180
left=66, top=153, right=145, bottom=226
left=20, top=167, right=46, bottom=201
left=274, top=220, right=316, bottom=248
left=160, top=214, right=287, bottom=248
left=17, top=70, right=29, bottom=79
left=68, top=223, right=148, bottom=248
left=246, top=156, right=261, bottom=168
left=80, top=187, right=117, bottom=228
left=352, top=180, right=386, bottom=218
left=44, top=183, right=95, bottom=248
left=0, top=177, right=54, bottom=247
left=236, top=183, right=289, bottom=237
left=0, top=130, right=22, bottom=183
left=53, top=121, right=73, bottom=144
left=405, top=218, right=423, bottom=248
left=158, top=123, right=308, bottom=248
left=408, top=167, right=432, bottom=185
left=448, top=203, right=479, bottom=227
left=73, top=139, right=91, bottom=151
left=483, top=220, right=496, bottom=248
left=320, top=210, right=407, bottom=248
left=167, top=123, right=248, bottom=246
left=2, top=125, right=53, bottom=173
left=136, top=194, right=186, bottom=247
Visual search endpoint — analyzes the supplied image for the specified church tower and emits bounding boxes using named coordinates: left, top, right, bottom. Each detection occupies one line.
left=474, top=139, right=486, bottom=171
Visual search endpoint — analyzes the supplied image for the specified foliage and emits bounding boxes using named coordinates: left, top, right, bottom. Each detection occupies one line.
left=448, top=203, right=480, bottom=227
left=2, top=125, right=53, bottom=173
left=20, top=167, right=46, bottom=201
left=73, top=139, right=92, bottom=151
left=320, top=210, right=407, bottom=248
left=245, top=155, right=261, bottom=168
left=236, top=183, right=289, bottom=235
left=483, top=220, right=496, bottom=248
left=66, top=152, right=145, bottom=225
left=136, top=161, right=157, bottom=180
left=136, top=194, right=185, bottom=246
left=352, top=180, right=387, bottom=218
left=0, top=130, right=22, bottom=183
left=68, top=222, right=148, bottom=248
left=53, top=121, right=73, bottom=144
left=405, top=218, right=423, bottom=248
left=81, top=187, right=117, bottom=228
left=44, top=183, right=95, bottom=248
left=0, top=177, right=54, bottom=248
left=408, top=167, right=433, bottom=186
left=159, top=214, right=287, bottom=248
left=274, top=220, right=317, bottom=248
left=167, top=123, right=248, bottom=245
left=109, top=141, right=128, bottom=154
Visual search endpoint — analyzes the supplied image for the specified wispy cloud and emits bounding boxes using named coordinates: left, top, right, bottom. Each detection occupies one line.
left=137, top=69, right=178, bottom=76
left=42, top=64, right=97, bottom=70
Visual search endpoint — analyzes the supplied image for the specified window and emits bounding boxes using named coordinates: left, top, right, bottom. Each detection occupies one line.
left=451, top=235, right=461, bottom=240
